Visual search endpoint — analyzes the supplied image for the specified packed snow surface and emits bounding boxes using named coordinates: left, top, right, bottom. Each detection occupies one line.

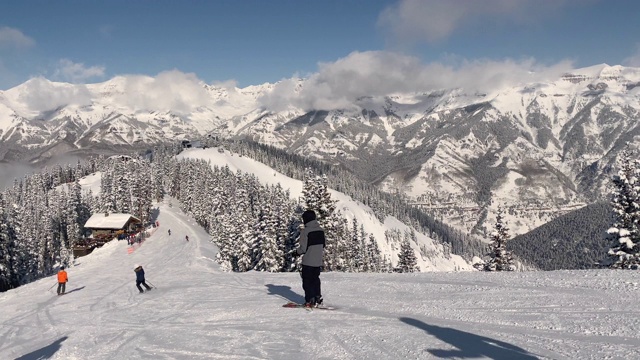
left=1, top=200, right=640, bottom=359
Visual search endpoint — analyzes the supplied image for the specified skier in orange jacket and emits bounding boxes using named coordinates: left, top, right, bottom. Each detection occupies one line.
left=57, top=266, right=68, bottom=295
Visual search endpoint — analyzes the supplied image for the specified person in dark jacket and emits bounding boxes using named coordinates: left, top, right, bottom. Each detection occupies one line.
left=296, top=210, right=325, bottom=307
left=134, top=265, right=152, bottom=293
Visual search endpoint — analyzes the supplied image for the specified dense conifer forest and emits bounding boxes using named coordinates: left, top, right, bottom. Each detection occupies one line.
left=3, top=139, right=635, bottom=293
left=509, top=202, right=613, bottom=270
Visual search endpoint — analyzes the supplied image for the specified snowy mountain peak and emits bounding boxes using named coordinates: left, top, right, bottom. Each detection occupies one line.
left=2, top=64, right=640, bottom=238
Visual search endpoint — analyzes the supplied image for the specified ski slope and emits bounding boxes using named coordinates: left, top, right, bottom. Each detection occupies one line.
left=2, top=199, right=640, bottom=359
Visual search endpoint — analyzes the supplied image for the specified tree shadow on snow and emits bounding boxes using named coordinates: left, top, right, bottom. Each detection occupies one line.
left=399, top=317, right=540, bottom=360
left=64, top=286, right=86, bottom=294
left=15, top=336, right=68, bottom=360
left=265, top=284, right=304, bottom=303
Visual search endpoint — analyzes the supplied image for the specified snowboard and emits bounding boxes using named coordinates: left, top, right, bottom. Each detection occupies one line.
left=282, top=302, right=336, bottom=310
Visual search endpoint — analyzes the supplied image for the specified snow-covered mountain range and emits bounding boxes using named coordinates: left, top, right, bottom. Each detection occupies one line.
left=2, top=64, right=640, bottom=236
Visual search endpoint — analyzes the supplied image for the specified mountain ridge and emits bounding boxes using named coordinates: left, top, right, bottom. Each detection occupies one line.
left=1, top=64, right=639, bottom=236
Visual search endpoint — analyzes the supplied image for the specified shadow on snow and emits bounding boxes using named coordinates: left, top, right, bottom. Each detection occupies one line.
left=64, top=286, right=86, bottom=295
left=265, top=284, right=304, bottom=304
left=15, top=336, right=68, bottom=360
left=399, top=317, right=540, bottom=360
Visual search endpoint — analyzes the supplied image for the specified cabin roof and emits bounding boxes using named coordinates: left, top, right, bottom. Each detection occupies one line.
left=84, top=213, right=141, bottom=229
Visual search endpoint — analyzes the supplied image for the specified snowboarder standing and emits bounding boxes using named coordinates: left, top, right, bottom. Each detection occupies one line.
left=57, top=266, right=68, bottom=295
left=134, top=265, right=152, bottom=293
left=296, top=210, right=325, bottom=308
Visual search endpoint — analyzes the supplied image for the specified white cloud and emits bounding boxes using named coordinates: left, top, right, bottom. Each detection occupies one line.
left=378, top=0, right=576, bottom=44
left=259, top=51, right=574, bottom=111
left=211, top=79, right=238, bottom=89
left=13, top=70, right=212, bottom=114
left=0, top=26, right=35, bottom=48
left=623, top=44, right=640, bottom=67
left=18, top=77, right=92, bottom=112
left=53, top=59, right=106, bottom=83
left=116, top=70, right=211, bottom=114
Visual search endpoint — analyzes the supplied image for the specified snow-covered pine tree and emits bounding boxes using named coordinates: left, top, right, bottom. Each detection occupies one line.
left=484, top=207, right=515, bottom=271
left=64, top=182, right=84, bottom=267
left=99, top=167, right=116, bottom=213
left=230, top=176, right=254, bottom=272
left=328, top=213, right=349, bottom=271
left=151, top=162, right=166, bottom=203
left=129, top=158, right=152, bottom=225
left=270, top=183, right=292, bottom=272
left=5, top=185, right=25, bottom=288
left=253, top=187, right=283, bottom=272
left=113, top=159, right=131, bottom=214
left=166, top=160, right=181, bottom=199
left=359, top=224, right=370, bottom=272
left=312, top=173, right=348, bottom=271
left=302, top=168, right=322, bottom=212
left=606, top=148, right=640, bottom=269
left=212, top=167, right=239, bottom=270
left=366, top=233, right=382, bottom=272
left=0, top=192, right=11, bottom=291
left=348, top=218, right=363, bottom=272
left=283, top=204, right=303, bottom=272
left=396, top=235, right=419, bottom=273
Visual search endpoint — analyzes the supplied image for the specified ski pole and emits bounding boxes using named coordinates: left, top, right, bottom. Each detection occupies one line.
left=48, top=283, right=57, bottom=292
left=146, top=280, right=156, bottom=288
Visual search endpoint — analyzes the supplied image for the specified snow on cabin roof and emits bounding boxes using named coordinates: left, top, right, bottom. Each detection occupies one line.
left=84, top=213, right=140, bottom=229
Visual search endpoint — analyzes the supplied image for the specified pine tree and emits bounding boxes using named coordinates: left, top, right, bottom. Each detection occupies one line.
left=100, top=167, right=116, bottom=213
left=396, top=235, right=419, bottom=273
left=606, top=148, right=640, bottom=269
left=349, top=218, right=363, bottom=272
left=113, top=159, right=131, bottom=214
left=484, top=207, right=515, bottom=271
left=253, top=193, right=283, bottom=272
left=283, top=204, right=303, bottom=271
left=0, top=192, right=11, bottom=291
left=302, top=171, right=349, bottom=271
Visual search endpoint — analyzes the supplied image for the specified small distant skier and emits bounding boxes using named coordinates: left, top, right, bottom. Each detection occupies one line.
left=57, top=266, right=68, bottom=296
left=134, top=265, right=152, bottom=293
left=296, top=210, right=326, bottom=308
left=168, top=229, right=171, bottom=236
left=185, top=235, right=189, bottom=242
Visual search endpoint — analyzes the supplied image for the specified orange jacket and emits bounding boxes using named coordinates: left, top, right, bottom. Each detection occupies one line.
left=57, top=270, right=68, bottom=283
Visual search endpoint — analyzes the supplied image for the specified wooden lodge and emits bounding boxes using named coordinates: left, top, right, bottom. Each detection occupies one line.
left=84, top=212, right=142, bottom=237
left=75, top=213, right=142, bottom=257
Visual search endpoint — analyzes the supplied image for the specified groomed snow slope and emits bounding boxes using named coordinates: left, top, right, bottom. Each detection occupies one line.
left=1, top=199, right=640, bottom=359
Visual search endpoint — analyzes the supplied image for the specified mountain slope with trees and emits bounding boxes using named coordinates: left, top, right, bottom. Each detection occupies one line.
left=509, top=202, right=613, bottom=270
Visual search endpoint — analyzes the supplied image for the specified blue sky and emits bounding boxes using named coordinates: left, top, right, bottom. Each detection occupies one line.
left=1, top=0, right=639, bottom=90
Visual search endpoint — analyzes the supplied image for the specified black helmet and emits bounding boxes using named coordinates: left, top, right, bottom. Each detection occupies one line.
left=302, top=210, right=316, bottom=224
left=60, top=266, right=65, bottom=270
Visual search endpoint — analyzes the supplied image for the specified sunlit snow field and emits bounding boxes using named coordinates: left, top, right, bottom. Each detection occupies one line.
left=1, top=200, right=640, bottom=359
